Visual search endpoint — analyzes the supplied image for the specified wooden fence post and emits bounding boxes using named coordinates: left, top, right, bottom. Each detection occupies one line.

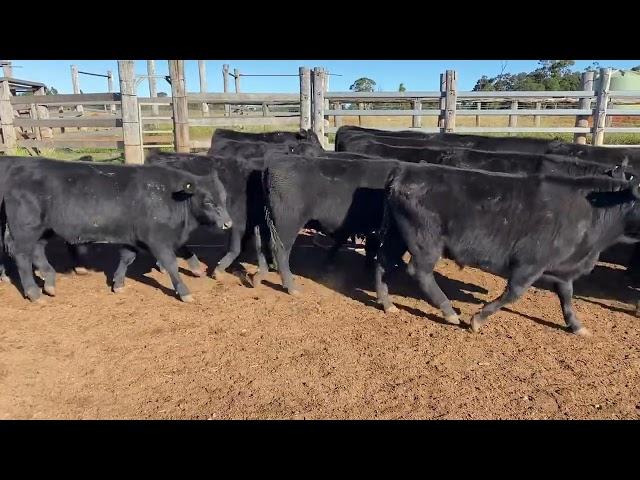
left=475, top=101, right=481, bottom=127
left=29, top=94, right=41, bottom=141
left=234, top=68, right=240, bottom=93
left=147, top=60, right=159, bottom=117
left=71, top=64, right=86, bottom=131
left=1, top=60, right=13, bottom=78
left=312, top=67, right=325, bottom=147
left=592, top=67, right=611, bottom=146
left=223, top=64, right=230, bottom=117
left=412, top=99, right=422, bottom=128
left=35, top=86, right=53, bottom=139
left=118, top=60, right=143, bottom=164
left=438, top=73, right=446, bottom=130
left=0, top=79, right=17, bottom=149
left=358, top=102, right=364, bottom=126
left=534, top=101, right=542, bottom=127
left=574, top=71, right=594, bottom=144
left=444, top=70, right=457, bottom=133
left=508, top=100, right=518, bottom=131
left=334, top=102, right=343, bottom=129
left=107, top=70, right=116, bottom=113
left=233, top=68, right=240, bottom=118
left=169, top=60, right=190, bottom=153
left=323, top=68, right=330, bottom=127
left=299, top=67, right=311, bottom=131
left=71, top=64, right=84, bottom=115
left=198, top=60, right=209, bottom=115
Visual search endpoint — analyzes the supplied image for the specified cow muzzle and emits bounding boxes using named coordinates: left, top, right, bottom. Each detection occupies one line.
left=221, top=219, right=233, bottom=230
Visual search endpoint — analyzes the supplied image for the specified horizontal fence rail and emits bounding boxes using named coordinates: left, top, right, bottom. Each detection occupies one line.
left=2, top=65, right=640, bottom=161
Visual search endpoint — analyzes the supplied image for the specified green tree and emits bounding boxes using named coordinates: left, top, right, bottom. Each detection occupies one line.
left=398, top=83, right=406, bottom=92
left=632, top=66, right=640, bottom=72
left=350, top=77, right=376, bottom=92
left=473, top=60, right=582, bottom=91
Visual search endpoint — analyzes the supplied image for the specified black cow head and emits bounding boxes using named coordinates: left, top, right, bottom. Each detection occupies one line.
left=174, top=176, right=233, bottom=230
left=607, top=158, right=635, bottom=182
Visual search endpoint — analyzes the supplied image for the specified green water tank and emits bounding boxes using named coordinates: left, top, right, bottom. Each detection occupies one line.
left=594, top=69, right=640, bottom=109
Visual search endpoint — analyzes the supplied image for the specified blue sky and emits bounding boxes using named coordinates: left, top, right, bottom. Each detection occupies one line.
left=8, top=60, right=640, bottom=95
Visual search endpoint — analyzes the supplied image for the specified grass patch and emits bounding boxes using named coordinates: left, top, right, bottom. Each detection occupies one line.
left=5, top=147, right=124, bottom=163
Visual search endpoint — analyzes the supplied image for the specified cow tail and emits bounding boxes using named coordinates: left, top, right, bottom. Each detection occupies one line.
left=378, top=167, right=400, bottom=249
left=262, top=168, right=283, bottom=269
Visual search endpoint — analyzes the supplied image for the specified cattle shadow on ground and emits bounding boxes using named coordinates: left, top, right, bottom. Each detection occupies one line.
left=272, top=240, right=489, bottom=308
left=573, top=296, right=638, bottom=316
left=34, top=230, right=230, bottom=299
left=570, top=264, right=638, bottom=306
left=501, top=308, right=570, bottom=333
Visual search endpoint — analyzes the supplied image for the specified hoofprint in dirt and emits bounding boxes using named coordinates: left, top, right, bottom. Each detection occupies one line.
left=0, top=232, right=639, bottom=419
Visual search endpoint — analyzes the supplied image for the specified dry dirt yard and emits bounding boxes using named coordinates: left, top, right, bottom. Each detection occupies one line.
left=1, top=231, right=639, bottom=419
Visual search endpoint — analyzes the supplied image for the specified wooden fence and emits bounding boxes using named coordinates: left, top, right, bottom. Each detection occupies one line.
left=2, top=64, right=640, bottom=163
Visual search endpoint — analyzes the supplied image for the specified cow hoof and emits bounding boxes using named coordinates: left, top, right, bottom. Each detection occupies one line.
left=249, top=273, right=264, bottom=288
left=112, top=285, right=125, bottom=294
left=43, top=285, right=56, bottom=297
left=74, top=267, right=89, bottom=276
left=470, top=315, right=485, bottom=333
left=383, top=304, right=399, bottom=314
left=191, top=269, right=205, bottom=278
left=212, top=268, right=225, bottom=280
left=444, top=313, right=460, bottom=325
left=34, top=270, right=43, bottom=280
left=574, top=327, right=592, bottom=337
left=288, top=288, right=301, bottom=296
left=0, top=274, right=10, bottom=283
left=26, top=289, right=43, bottom=303
left=156, top=265, right=167, bottom=274
left=180, top=294, right=194, bottom=303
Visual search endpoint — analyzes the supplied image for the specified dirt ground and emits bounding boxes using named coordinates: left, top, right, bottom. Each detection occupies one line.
left=1, top=230, right=639, bottom=420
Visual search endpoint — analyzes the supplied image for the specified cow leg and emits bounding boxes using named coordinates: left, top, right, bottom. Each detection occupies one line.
left=157, top=247, right=201, bottom=276
left=177, top=246, right=203, bottom=277
left=0, top=224, right=8, bottom=283
left=364, top=233, right=381, bottom=269
left=270, top=222, right=303, bottom=296
left=10, top=238, right=43, bottom=302
left=155, top=260, right=167, bottom=274
left=375, top=231, right=407, bottom=313
left=112, top=247, right=137, bottom=294
left=149, top=245, right=193, bottom=302
left=213, top=225, right=244, bottom=279
left=0, top=233, right=9, bottom=282
left=0, top=259, right=8, bottom=283
left=69, top=244, right=90, bottom=275
left=471, top=266, right=543, bottom=333
left=250, top=225, right=270, bottom=287
left=326, top=232, right=348, bottom=270
left=32, top=239, right=56, bottom=297
left=552, top=279, right=591, bottom=336
left=407, top=255, right=459, bottom=325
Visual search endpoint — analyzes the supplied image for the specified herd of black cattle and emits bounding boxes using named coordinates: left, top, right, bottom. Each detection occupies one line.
left=2, top=125, right=640, bottom=337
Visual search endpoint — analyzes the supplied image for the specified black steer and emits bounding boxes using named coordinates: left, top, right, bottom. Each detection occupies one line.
left=262, top=153, right=399, bottom=295
left=1, top=158, right=231, bottom=302
left=375, top=163, right=640, bottom=335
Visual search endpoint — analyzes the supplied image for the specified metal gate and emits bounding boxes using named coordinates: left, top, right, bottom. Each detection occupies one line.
left=138, top=98, right=174, bottom=150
